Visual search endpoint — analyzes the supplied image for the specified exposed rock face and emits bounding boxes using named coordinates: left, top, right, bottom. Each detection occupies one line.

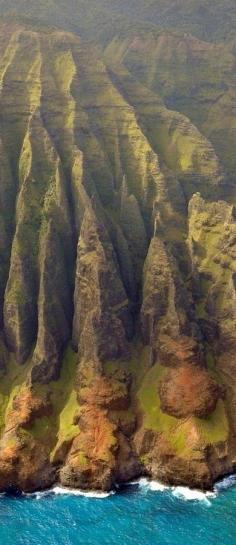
left=0, top=14, right=235, bottom=493
left=7, top=389, right=52, bottom=430
left=159, top=365, right=223, bottom=419
left=60, top=369, right=140, bottom=490
left=72, top=204, right=132, bottom=363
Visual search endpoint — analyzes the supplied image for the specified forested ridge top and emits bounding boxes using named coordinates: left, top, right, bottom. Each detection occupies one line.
left=1, top=0, right=236, bottom=41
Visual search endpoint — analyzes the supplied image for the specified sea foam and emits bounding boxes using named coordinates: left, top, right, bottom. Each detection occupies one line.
left=24, top=473, right=236, bottom=502
left=214, top=474, right=236, bottom=492
left=172, top=486, right=215, bottom=504
left=52, top=486, right=114, bottom=498
left=137, top=478, right=215, bottom=504
left=138, top=478, right=169, bottom=492
left=25, top=486, right=114, bottom=500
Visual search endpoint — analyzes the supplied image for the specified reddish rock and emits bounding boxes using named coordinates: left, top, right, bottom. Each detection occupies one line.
left=6, top=388, right=52, bottom=431
left=159, top=365, right=224, bottom=419
left=158, top=335, right=203, bottom=367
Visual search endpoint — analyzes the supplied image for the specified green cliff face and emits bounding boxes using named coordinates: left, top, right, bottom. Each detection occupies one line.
left=0, top=3, right=235, bottom=492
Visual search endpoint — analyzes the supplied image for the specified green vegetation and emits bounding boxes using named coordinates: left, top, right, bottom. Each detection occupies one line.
left=1, top=0, right=236, bottom=42
left=0, top=344, right=79, bottom=462
left=0, top=3, right=234, bottom=489
left=0, top=352, right=34, bottom=434
left=137, top=363, right=193, bottom=458
left=195, top=400, right=229, bottom=444
left=34, top=346, right=79, bottom=452
left=137, top=362, right=229, bottom=459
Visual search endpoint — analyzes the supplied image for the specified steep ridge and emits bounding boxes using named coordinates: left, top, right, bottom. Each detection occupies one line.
left=0, top=21, right=235, bottom=492
left=104, top=32, right=236, bottom=180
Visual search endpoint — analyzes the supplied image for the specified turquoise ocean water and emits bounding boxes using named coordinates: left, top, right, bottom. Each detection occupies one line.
left=1, top=476, right=236, bottom=545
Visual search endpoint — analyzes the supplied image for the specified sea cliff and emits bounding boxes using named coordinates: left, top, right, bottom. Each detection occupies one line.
left=0, top=18, right=235, bottom=492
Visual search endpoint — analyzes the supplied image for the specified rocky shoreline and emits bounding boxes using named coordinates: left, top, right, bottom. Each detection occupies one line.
left=3, top=471, right=236, bottom=499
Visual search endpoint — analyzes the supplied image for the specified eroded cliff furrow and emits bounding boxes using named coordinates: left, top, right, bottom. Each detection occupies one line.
left=0, top=23, right=235, bottom=492
left=104, top=32, right=236, bottom=183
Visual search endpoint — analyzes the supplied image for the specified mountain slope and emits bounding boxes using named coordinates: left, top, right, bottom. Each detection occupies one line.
left=100, top=0, right=236, bottom=41
left=1, top=0, right=236, bottom=41
left=103, top=31, right=236, bottom=180
left=0, top=19, right=234, bottom=492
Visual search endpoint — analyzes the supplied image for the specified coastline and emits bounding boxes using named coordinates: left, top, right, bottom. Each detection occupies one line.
left=2, top=473, right=236, bottom=502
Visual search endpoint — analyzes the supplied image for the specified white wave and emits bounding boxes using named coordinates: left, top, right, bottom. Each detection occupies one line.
left=24, top=490, right=53, bottom=500
left=23, top=473, right=236, bottom=502
left=52, top=486, right=114, bottom=498
left=138, top=478, right=169, bottom=492
left=172, top=486, right=215, bottom=504
left=137, top=478, right=215, bottom=504
left=25, top=486, right=114, bottom=500
left=35, top=491, right=51, bottom=500
left=149, top=481, right=169, bottom=492
left=214, top=475, right=236, bottom=492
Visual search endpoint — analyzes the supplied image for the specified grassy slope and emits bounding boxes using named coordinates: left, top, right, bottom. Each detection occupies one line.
left=137, top=363, right=228, bottom=459
left=0, top=345, right=79, bottom=454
